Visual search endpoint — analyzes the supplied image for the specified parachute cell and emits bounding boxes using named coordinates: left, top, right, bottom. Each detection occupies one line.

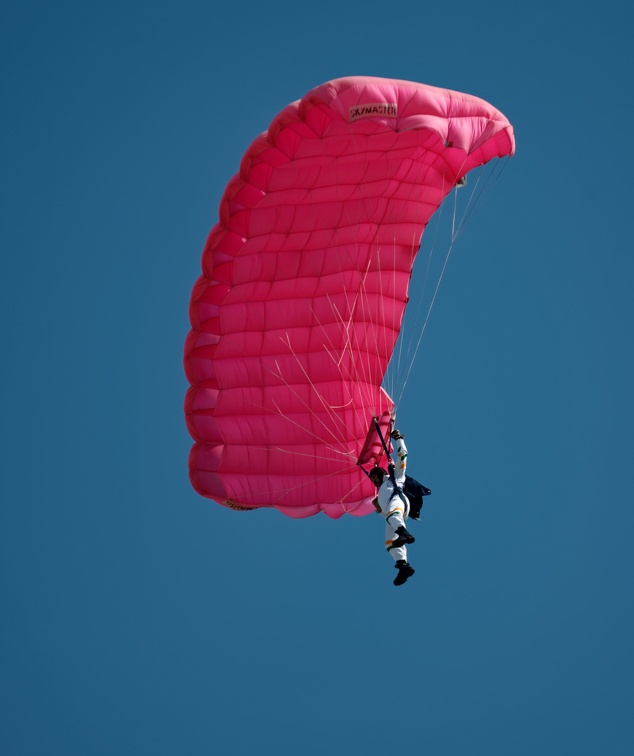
left=184, top=76, right=515, bottom=518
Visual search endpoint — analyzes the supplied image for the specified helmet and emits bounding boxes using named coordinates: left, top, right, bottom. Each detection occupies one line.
left=368, top=467, right=387, bottom=486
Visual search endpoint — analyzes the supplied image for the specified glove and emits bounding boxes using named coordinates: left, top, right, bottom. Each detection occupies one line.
left=390, top=429, right=404, bottom=440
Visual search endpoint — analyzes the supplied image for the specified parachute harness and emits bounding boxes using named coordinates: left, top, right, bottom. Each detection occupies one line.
left=371, top=417, right=410, bottom=514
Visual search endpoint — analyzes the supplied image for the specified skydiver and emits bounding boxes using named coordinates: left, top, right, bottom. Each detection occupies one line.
left=368, top=428, right=420, bottom=586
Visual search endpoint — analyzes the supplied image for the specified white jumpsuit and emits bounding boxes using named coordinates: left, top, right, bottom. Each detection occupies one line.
left=377, top=437, right=410, bottom=562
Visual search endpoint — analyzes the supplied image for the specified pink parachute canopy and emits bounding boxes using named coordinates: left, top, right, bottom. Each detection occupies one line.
left=184, top=76, right=515, bottom=518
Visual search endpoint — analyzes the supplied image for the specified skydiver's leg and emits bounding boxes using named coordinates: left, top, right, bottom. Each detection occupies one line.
left=385, top=519, right=408, bottom=562
left=386, top=496, right=415, bottom=550
left=386, top=505, right=406, bottom=532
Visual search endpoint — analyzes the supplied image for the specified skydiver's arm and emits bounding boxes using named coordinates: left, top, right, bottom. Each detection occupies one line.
left=392, top=437, right=408, bottom=486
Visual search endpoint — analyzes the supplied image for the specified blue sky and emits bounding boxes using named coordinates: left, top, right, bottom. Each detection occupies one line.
left=2, top=1, right=633, bottom=754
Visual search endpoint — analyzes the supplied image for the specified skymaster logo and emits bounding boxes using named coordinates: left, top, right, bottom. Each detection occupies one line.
left=349, top=102, right=398, bottom=122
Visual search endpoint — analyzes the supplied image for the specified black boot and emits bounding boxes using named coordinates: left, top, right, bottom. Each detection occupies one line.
left=392, top=526, right=415, bottom=548
left=393, top=560, right=415, bottom=586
